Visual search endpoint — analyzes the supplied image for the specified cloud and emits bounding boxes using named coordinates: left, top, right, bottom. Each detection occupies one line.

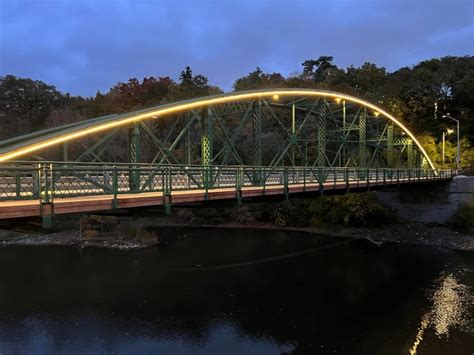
left=0, top=0, right=473, bottom=96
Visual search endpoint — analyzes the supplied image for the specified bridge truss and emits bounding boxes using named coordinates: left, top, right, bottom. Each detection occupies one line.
left=0, top=89, right=450, bottom=226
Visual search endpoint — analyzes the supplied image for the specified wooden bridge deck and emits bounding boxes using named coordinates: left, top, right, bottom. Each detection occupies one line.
left=0, top=176, right=446, bottom=219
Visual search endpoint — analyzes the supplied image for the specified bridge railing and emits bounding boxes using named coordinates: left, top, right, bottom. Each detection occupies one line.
left=0, top=162, right=455, bottom=201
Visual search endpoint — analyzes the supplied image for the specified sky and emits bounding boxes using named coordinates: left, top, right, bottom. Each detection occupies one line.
left=1, top=0, right=473, bottom=97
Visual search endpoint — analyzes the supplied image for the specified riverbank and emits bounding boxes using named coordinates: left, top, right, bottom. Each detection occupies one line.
left=0, top=216, right=472, bottom=251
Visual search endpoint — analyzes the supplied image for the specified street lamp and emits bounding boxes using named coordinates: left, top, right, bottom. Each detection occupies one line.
left=442, top=128, right=454, bottom=165
left=442, top=114, right=460, bottom=170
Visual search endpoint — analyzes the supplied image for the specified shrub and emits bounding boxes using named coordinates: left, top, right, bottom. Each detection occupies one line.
left=451, top=197, right=474, bottom=234
left=174, top=208, right=196, bottom=223
left=80, top=214, right=119, bottom=233
left=231, top=205, right=256, bottom=224
left=82, top=229, right=98, bottom=240
left=271, top=200, right=312, bottom=227
left=308, top=193, right=391, bottom=227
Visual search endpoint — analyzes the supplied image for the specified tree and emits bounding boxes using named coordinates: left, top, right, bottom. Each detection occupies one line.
left=302, top=56, right=338, bottom=83
left=346, top=62, right=387, bottom=100
left=107, top=76, right=173, bottom=112
left=172, top=66, right=218, bottom=99
left=179, top=66, right=194, bottom=90
left=381, top=56, right=474, bottom=138
left=233, top=67, right=286, bottom=91
left=0, top=75, right=65, bottom=135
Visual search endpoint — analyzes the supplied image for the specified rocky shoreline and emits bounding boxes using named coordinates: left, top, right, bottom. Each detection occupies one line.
left=0, top=218, right=472, bottom=251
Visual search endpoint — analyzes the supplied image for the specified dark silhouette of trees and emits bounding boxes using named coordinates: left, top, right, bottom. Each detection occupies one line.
left=1, top=56, right=473, bottom=167
left=0, top=75, right=65, bottom=138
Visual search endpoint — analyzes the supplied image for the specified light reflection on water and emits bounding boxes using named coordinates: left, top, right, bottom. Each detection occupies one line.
left=0, top=227, right=472, bottom=354
left=409, top=272, right=473, bottom=354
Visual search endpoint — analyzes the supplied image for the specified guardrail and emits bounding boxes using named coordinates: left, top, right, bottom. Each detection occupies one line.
left=0, top=162, right=455, bottom=202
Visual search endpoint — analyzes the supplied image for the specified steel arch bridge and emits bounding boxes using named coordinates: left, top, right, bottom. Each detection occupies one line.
left=0, top=89, right=454, bottom=225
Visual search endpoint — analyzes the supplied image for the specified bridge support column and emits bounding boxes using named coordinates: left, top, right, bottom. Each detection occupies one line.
left=283, top=167, right=289, bottom=201
left=42, top=215, right=53, bottom=229
left=59, top=142, right=68, bottom=162
left=112, top=165, right=119, bottom=209
left=342, top=99, right=346, bottom=167
left=387, top=124, right=394, bottom=177
left=359, top=108, right=367, bottom=170
left=163, top=166, right=172, bottom=214
left=291, top=101, right=296, bottom=166
left=201, top=107, right=213, bottom=194
left=186, top=115, right=192, bottom=165
left=317, top=101, right=327, bottom=167
left=252, top=100, right=262, bottom=184
left=407, top=139, right=414, bottom=168
left=40, top=164, right=54, bottom=229
left=129, top=123, right=141, bottom=192
left=236, top=167, right=243, bottom=205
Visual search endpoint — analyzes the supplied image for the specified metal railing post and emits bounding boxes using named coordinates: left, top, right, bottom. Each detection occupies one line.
left=366, top=168, right=370, bottom=190
left=383, top=169, right=386, bottom=189
left=163, top=166, right=172, bottom=214
left=42, top=164, right=50, bottom=204
left=14, top=169, right=21, bottom=198
left=112, top=165, right=118, bottom=209
left=236, top=167, right=242, bottom=205
left=345, top=168, right=350, bottom=192
left=39, top=163, right=53, bottom=229
left=203, top=166, right=209, bottom=200
left=303, top=167, right=306, bottom=192
left=49, top=163, right=54, bottom=203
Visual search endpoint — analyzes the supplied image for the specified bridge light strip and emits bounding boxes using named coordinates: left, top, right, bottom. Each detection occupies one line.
left=0, top=90, right=437, bottom=173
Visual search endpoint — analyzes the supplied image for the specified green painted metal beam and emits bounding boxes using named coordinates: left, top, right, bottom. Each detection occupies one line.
left=59, top=142, right=68, bottom=162
left=317, top=101, right=327, bottom=167
left=387, top=123, right=394, bottom=167
left=359, top=108, right=367, bottom=168
left=407, top=138, right=414, bottom=168
left=129, top=123, right=141, bottom=192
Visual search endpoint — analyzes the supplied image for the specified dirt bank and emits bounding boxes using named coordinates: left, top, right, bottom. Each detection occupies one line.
left=0, top=217, right=472, bottom=251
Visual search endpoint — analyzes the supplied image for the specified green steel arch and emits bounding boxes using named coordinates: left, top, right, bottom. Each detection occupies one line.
left=0, top=88, right=436, bottom=172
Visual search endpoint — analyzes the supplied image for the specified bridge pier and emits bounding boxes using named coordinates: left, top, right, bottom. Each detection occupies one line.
left=42, top=215, right=53, bottom=229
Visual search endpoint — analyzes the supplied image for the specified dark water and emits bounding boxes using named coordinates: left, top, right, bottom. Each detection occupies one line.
left=0, top=228, right=472, bottom=354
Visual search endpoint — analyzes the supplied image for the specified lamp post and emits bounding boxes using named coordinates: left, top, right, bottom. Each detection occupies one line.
left=442, top=128, right=454, bottom=165
left=443, top=114, right=460, bottom=170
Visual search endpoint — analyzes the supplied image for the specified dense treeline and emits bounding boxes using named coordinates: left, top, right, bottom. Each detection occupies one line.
left=0, top=56, right=473, bottom=168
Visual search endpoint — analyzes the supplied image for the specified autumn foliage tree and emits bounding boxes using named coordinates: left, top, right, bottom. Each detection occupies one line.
left=0, top=75, right=65, bottom=137
left=1, top=57, right=473, bottom=168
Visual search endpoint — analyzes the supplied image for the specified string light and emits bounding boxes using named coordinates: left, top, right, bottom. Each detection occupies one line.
left=0, top=89, right=437, bottom=173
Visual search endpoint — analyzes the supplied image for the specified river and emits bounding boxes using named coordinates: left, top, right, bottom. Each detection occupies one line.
left=0, top=227, right=472, bottom=354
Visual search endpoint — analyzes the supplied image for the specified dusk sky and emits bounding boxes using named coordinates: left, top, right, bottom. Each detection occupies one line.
left=1, top=0, right=473, bottom=97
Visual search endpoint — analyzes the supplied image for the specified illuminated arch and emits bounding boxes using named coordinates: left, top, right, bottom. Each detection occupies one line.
left=0, top=88, right=436, bottom=171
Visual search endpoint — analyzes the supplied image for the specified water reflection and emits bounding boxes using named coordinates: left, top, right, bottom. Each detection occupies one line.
left=0, top=227, right=472, bottom=354
left=409, top=272, right=473, bottom=355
